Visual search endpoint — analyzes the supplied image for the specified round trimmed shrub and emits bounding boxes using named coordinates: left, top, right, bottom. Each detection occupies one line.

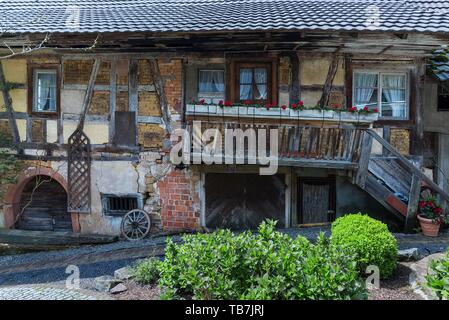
left=331, top=213, right=397, bottom=279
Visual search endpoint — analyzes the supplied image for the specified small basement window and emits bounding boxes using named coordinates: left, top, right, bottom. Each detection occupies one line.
left=102, top=194, right=142, bottom=216
left=438, top=83, right=449, bottom=111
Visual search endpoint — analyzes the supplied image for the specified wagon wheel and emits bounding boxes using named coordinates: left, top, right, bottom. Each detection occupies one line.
left=121, top=209, right=151, bottom=241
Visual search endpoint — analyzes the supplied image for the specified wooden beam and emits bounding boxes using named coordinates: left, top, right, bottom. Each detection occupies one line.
left=109, top=58, right=117, bottom=144
left=78, top=58, right=101, bottom=130
left=405, top=174, right=421, bottom=233
left=148, top=58, right=172, bottom=134
left=318, top=54, right=341, bottom=108
left=355, top=132, right=373, bottom=188
left=344, top=54, right=353, bottom=108
left=0, top=62, right=21, bottom=146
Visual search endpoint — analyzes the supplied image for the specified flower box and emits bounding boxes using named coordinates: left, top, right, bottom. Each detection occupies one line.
left=336, top=112, right=379, bottom=123
left=186, top=104, right=216, bottom=115
left=289, top=109, right=334, bottom=119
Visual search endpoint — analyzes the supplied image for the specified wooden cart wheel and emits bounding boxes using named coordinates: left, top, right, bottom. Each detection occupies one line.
left=121, top=209, right=151, bottom=241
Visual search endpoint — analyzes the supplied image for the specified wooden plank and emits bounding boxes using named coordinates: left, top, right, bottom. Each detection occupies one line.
left=0, top=61, right=21, bottom=146
left=318, top=54, right=341, bottom=108
left=109, top=58, right=117, bottom=143
left=355, top=132, right=373, bottom=188
left=405, top=174, right=421, bottom=233
left=78, top=59, right=101, bottom=130
left=148, top=58, right=172, bottom=134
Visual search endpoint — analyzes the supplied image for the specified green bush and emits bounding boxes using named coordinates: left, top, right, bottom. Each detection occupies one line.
left=158, top=220, right=366, bottom=300
left=133, top=257, right=162, bottom=285
left=426, top=249, right=449, bottom=300
left=330, top=213, right=397, bottom=279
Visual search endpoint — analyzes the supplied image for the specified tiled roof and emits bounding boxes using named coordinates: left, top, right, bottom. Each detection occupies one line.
left=429, top=48, right=449, bottom=82
left=0, top=0, right=449, bottom=34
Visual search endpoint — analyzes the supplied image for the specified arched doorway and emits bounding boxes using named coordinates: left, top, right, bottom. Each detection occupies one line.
left=16, top=175, right=72, bottom=231
left=3, top=167, right=80, bottom=233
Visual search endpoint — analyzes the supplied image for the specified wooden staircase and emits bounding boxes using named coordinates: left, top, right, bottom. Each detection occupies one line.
left=355, top=129, right=449, bottom=232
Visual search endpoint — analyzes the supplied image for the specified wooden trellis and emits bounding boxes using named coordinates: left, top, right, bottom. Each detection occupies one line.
left=67, top=128, right=91, bottom=213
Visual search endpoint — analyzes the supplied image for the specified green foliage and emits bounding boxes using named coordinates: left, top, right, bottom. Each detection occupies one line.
left=426, top=249, right=449, bottom=300
left=331, top=213, right=398, bottom=279
left=158, top=220, right=366, bottom=300
left=132, top=257, right=162, bottom=285
left=0, top=131, right=22, bottom=189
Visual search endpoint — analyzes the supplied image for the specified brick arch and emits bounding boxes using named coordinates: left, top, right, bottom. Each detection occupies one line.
left=3, top=167, right=80, bottom=233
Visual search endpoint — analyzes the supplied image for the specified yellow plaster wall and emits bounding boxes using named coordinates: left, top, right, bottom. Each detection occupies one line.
left=9, top=89, right=27, bottom=112
left=16, top=119, right=27, bottom=142
left=300, top=56, right=345, bottom=86
left=1, top=59, right=27, bottom=83
left=63, top=121, right=109, bottom=144
left=46, top=120, right=58, bottom=143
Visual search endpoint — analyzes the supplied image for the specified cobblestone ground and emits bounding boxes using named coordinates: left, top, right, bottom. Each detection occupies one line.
left=0, top=285, right=111, bottom=300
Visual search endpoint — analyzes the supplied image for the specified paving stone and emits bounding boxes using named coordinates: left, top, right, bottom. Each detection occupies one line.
left=109, top=283, right=128, bottom=294
left=114, top=267, right=134, bottom=281
left=398, top=248, right=421, bottom=261
left=94, top=275, right=122, bottom=292
left=0, top=286, right=102, bottom=300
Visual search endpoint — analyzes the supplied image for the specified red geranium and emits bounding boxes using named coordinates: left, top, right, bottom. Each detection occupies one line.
left=265, top=103, right=271, bottom=110
left=199, top=99, right=205, bottom=105
left=419, top=195, right=448, bottom=225
left=363, top=106, right=369, bottom=111
left=348, top=106, right=358, bottom=113
left=218, top=100, right=224, bottom=106
left=298, top=100, right=304, bottom=106
left=281, top=105, right=287, bottom=110
left=224, top=101, right=233, bottom=107
left=291, top=103, right=297, bottom=109
left=243, top=100, right=253, bottom=105
left=373, top=108, right=379, bottom=113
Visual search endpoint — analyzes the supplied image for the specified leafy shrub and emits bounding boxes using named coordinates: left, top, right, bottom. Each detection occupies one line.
left=133, top=257, right=162, bottom=285
left=158, top=220, right=366, bottom=300
left=331, top=213, right=397, bottom=279
left=426, top=249, right=449, bottom=300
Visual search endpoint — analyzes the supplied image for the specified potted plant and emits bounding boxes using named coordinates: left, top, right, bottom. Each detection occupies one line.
left=417, top=195, right=448, bottom=237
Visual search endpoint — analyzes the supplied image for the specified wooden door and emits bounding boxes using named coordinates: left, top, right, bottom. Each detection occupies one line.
left=17, top=176, right=72, bottom=231
left=298, top=177, right=336, bottom=225
left=205, top=173, right=285, bottom=230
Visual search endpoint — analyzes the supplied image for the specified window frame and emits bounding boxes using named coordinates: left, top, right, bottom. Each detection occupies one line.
left=227, top=56, right=278, bottom=104
left=235, top=62, right=272, bottom=103
left=28, top=64, right=61, bottom=117
left=437, top=82, right=449, bottom=111
left=352, top=70, right=410, bottom=120
left=197, top=69, right=225, bottom=103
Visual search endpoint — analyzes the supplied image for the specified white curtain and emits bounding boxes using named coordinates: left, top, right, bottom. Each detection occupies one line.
left=37, top=73, right=54, bottom=111
left=382, top=74, right=406, bottom=117
left=254, top=68, right=267, bottom=100
left=199, top=70, right=224, bottom=93
left=354, top=73, right=377, bottom=108
left=239, top=69, right=253, bottom=100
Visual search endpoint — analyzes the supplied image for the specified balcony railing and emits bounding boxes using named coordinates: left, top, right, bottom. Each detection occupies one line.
left=185, top=121, right=365, bottom=169
left=186, top=104, right=379, bottom=124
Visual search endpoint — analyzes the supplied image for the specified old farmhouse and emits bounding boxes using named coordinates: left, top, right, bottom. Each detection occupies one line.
left=0, top=0, right=449, bottom=237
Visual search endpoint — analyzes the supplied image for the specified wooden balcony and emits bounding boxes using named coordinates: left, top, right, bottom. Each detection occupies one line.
left=185, top=121, right=365, bottom=169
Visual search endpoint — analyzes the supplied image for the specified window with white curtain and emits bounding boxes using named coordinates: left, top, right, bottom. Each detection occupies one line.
left=239, top=67, right=268, bottom=101
left=198, top=69, right=225, bottom=104
left=353, top=71, right=408, bottom=119
left=33, top=69, right=57, bottom=112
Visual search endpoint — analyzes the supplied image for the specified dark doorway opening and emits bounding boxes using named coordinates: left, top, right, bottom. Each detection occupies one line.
left=298, top=176, right=336, bottom=225
left=205, top=173, right=285, bottom=230
left=16, top=175, right=72, bottom=231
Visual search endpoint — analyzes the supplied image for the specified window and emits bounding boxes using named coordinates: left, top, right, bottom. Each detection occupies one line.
left=353, top=71, right=408, bottom=119
left=102, top=194, right=142, bottom=216
left=438, top=83, right=449, bottom=111
left=32, top=69, right=58, bottom=113
left=198, top=70, right=225, bottom=104
left=237, top=64, right=270, bottom=102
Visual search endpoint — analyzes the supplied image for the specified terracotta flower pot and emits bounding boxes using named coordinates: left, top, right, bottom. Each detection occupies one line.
left=417, top=215, right=440, bottom=237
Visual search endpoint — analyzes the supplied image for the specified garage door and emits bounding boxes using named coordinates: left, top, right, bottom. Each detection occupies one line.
left=205, top=173, right=285, bottom=230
